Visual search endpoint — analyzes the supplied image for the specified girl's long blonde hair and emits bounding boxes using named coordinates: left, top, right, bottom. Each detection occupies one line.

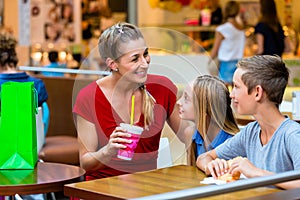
left=193, top=75, right=239, bottom=140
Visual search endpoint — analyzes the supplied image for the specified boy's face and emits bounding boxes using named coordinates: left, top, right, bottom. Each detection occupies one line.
left=230, top=68, right=257, bottom=115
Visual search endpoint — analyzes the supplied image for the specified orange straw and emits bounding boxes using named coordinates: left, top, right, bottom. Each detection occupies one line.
left=130, top=95, right=135, bottom=125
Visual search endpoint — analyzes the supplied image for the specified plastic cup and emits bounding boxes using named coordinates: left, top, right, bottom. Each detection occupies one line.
left=117, top=123, right=144, bottom=160
left=201, top=9, right=211, bottom=26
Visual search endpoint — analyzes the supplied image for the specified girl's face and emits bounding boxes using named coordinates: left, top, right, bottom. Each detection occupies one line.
left=177, top=84, right=195, bottom=121
left=116, top=38, right=150, bottom=84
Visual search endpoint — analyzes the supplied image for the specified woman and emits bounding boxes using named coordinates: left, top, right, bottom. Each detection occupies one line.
left=177, top=75, right=239, bottom=166
left=73, top=22, right=186, bottom=180
left=255, top=0, right=291, bottom=56
left=209, top=1, right=245, bottom=85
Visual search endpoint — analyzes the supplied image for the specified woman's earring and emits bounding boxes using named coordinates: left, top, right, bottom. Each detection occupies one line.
left=114, top=68, right=119, bottom=72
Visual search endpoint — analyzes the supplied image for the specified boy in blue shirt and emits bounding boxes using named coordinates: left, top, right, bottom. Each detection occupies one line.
left=197, top=55, right=300, bottom=190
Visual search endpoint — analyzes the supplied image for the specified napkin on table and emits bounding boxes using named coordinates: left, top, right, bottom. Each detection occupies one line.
left=200, top=174, right=246, bottom=185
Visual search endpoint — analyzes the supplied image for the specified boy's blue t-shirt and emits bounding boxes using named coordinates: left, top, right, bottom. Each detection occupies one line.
left=216, top=118, right=300, bottom=172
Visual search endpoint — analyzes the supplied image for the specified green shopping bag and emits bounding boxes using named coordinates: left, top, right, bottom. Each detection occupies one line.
left=0, top=81, right=38, bottom=169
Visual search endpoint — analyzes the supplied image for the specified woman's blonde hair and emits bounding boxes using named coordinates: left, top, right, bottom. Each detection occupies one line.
left=140, top=84, right=156, bottom=127
left=99, top=22, right=156, bottom=127
left=98, top=22, right=144, bottom=61
left=193, top=75, right=239, bottom=140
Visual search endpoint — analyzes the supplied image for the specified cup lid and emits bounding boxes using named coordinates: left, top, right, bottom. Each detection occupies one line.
left=120, top=123, right=144, bottom=133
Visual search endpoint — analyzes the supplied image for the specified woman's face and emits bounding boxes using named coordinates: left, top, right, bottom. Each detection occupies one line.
left=116, top=38, right=150, bottom=84
left=177, top=84, right=195, bottom=121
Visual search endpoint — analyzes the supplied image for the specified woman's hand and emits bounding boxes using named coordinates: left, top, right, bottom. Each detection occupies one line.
left=104, top=126, right=132, bottom=157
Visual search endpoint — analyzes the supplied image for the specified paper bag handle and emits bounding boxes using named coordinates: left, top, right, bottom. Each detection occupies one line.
left=0, top=91, right=1, bottom=117
left=33, top=88, right=38, bottom=114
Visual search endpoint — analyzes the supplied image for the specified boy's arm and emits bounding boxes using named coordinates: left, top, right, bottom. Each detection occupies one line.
left=276, top=180, right=300, bottom=189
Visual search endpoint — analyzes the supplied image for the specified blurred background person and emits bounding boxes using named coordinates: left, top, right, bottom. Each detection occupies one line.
left=255, top=0, right=291, bottom=57
left=42, top=50, right=66, bottom=77
left=283, top=14, right=299, bottom=56
left=100, top=7, right=115, bottom=34
left=209, top=0, right=245, bottom=86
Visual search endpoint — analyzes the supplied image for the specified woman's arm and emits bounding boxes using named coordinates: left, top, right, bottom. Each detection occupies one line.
left=256, top=33, right=264, bottom=55
left=76, top=115, right=131, bottom=172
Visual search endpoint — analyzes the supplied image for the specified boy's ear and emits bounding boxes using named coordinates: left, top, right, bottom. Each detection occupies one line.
left=254, top=85, right=263, bottom=100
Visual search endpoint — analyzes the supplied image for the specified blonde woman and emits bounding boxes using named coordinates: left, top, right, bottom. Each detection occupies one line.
left=177, top=75, right=239, bottom=166
left=73, top=22, right=187, bottom=180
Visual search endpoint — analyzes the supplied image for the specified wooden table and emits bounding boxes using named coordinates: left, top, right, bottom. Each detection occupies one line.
left=64, top=165, right=281, bottom=200
left=0, top=162, right=85, bottom=196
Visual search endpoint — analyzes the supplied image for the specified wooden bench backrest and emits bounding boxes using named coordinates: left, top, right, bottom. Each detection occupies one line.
left=36, top=76, right=94, bottom=137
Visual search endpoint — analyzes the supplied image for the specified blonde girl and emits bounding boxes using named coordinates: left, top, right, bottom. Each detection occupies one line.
left=177, top=75, right=239, bottom=165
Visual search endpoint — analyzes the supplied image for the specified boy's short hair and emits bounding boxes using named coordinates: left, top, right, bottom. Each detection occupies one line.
left=236, top=55, right=289, bottom=106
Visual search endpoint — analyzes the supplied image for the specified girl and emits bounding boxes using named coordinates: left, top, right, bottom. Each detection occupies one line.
left=177, top=75, right=239, bottom=165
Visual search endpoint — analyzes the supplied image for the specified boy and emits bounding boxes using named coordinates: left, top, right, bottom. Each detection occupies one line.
left=196, top=55, right=300, bottom=189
